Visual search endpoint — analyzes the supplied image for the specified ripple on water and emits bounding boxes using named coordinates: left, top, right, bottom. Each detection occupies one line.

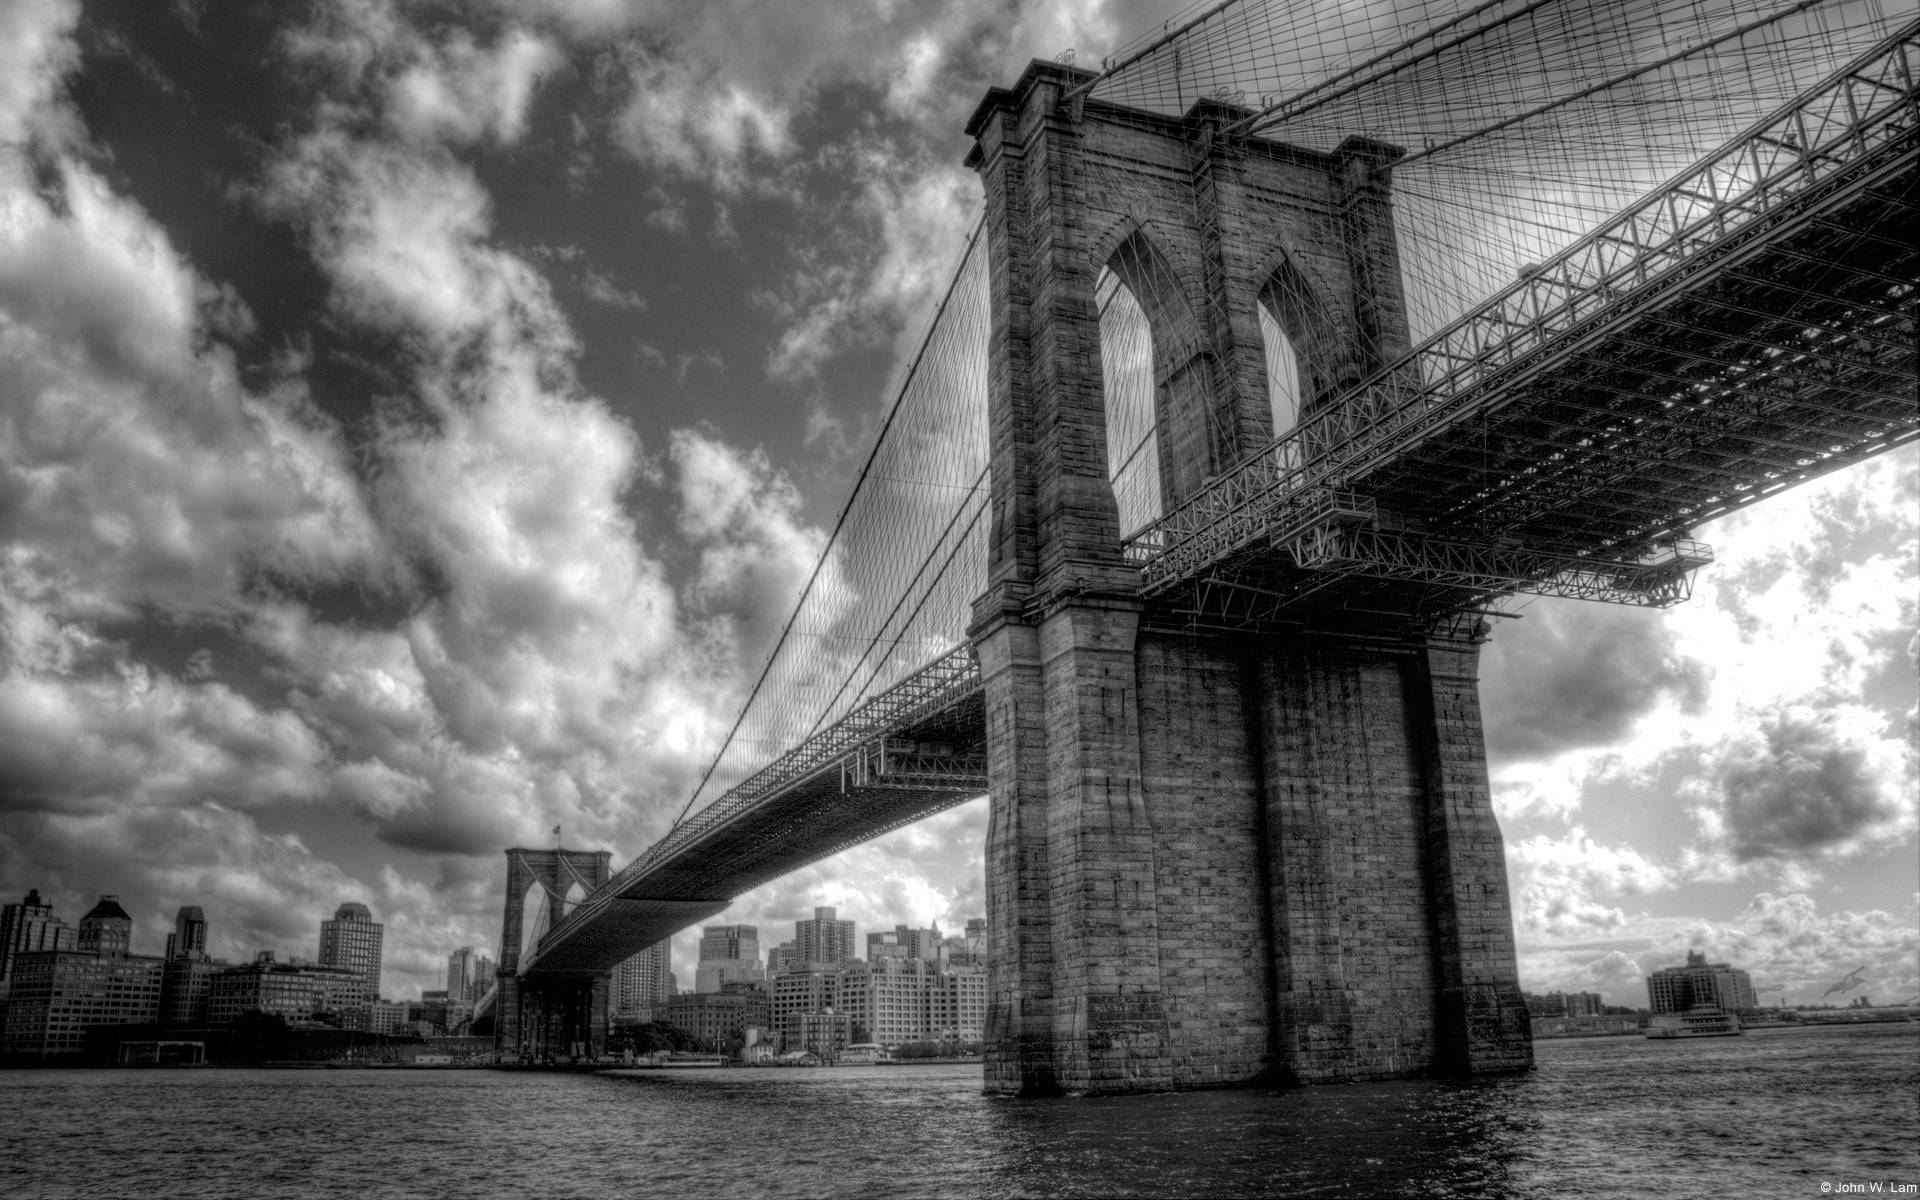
left=0, top=1025, right=1914, bottom=1199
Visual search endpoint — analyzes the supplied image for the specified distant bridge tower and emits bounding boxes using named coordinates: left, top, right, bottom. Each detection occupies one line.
left=494, top=847, right=613, bottom=1061
left=964, top=60, right=1531, bottom=1095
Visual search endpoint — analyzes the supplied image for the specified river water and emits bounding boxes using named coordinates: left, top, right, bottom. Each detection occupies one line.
left=2, top=1023, right=1914, bottom=1199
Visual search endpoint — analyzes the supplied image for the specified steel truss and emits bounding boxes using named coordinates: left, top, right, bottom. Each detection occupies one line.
left=1126, top=25, right=1920, bottom=616
left=525, top=646, right=985, bottom=974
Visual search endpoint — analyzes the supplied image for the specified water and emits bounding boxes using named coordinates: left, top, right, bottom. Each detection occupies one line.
left=2, top=1024, right=1914, bottom=1199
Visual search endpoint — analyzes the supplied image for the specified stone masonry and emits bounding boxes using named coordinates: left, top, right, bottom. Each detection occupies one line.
left=494, top=848, right=613, bottom=1060
left=964, top=61, right=1531, bottom=1095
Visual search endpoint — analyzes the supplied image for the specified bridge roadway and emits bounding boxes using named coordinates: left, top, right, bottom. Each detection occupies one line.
left=518, top=25, right=1917, bottom=982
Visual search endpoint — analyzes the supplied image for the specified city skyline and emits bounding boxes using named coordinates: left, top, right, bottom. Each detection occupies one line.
left=0, top=0, right=1913, bottom=1012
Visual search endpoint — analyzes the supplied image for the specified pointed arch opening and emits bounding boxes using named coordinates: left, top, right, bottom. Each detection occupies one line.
left=561, top=881, right=586, bottom=920
left=1097, top=229, right=1215, bottom=533
left=1257, top=254, right=1345, bottom=436
left=1096, top=266, right=1161, bottom=538
left=518, top=880, right=547, bottom=961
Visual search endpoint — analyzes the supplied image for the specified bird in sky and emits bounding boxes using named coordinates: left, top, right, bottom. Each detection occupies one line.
left=1821, top=966, right=1868, bottom=997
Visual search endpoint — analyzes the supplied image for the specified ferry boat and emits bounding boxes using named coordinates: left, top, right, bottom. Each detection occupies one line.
left=1645, top=1007, right=1742, bottom=1038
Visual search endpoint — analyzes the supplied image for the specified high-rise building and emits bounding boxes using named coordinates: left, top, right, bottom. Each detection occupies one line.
left=1646, top=950, right=1758, bottom=1013
left=0, top=889, right=75, bottom=1000
left=77, top=895, right=133, bottom=957
left=695, top=924, right=763, bottom=993
left=615, top=941, right=672, bottom=1018
left=165, top=906, right=208, bottom=960
left=795, top=907, right=855, bottom=967
left=699, top=925, right=760, bottom=962
left=317, top=902, right=383, bottom=1020
left=446, top=946, right=479, bottom=1004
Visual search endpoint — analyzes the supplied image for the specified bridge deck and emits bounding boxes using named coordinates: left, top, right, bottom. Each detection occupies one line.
left=524, top=652, right=985, bottom=975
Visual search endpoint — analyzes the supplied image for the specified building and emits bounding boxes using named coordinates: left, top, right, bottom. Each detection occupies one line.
left=2, top=897, right=165, bottom=1063
left=160, top=958, right=225, bottom=1028
left=1524, top=990, right=1605, bottom=1018
left=317, top=902, right=384, bottom=1020
left=662, top=984, right=772, bottom=1049
left=694, top=924, right=763, bottom=993
left=614, top=940, right=672, bottom=1019
left=3, top=949, right=167, bottom=1061
left=794, top=907, right=856, bottom=966
left=765, top=942, right=799, bottom=978
left=165, top=906, right=209, bottom=960
left=838, top=958, right=986, bottom=1047
left=783, top=1010, right=852, bottom=1061
left=446, top=946, right=483, bottom=1004
left=77, top=895, right=133, bottom=956
left=207, top=953, right=360, bottom=1027
left=868, top=923, right=945, bottom=965
left=370, top=998, right=410, bottom=1035
left=0, top=889, right=75, bottom=1001
left=1646, top=951, right=1759, bottom=1013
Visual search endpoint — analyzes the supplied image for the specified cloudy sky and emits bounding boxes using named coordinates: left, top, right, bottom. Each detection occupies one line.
left=1, top=0, right=1912, bottom=1010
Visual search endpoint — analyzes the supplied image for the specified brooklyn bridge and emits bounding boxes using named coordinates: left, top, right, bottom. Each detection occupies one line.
left=479, top=0, right=1918, bottom=1095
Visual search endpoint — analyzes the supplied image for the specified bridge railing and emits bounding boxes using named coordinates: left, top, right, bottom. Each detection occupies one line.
left=1124, top=22, right=1918, bottom=592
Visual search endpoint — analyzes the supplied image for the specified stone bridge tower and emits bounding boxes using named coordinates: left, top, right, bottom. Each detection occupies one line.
left=494, top=847, right=613, bottom=1061
left=964, top=60, right=1531, bottom=1095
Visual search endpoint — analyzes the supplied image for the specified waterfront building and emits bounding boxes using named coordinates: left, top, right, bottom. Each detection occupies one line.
left=1, top=898, right=166, bottom=1062
left=1524, top=990, right=1606, bottom=1018
left=0, top=889, right=75, bottom=1001
left=77, top=895, right=133, bottom=956
left=794, top=907, right=856, bottom=966
left=317, top=902, right=384, bottom=1022
left=370, top=997, right=409, bottom=1035
left=165, top=906, right=209, bottom=960
left=614, top=940, right=672, bottom=1018
left=207, top=953, right=360, bottom=1027
left=662, top=983, right=772, bottom=1049
left=835, top=957, right=986, bottom=1047
left=1646, top=950, right=1759, bottom=1013
left=783, top=1009, right=852, bottom=1061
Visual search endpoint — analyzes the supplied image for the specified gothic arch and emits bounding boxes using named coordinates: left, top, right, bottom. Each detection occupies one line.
left=1254, top=245, right=1349, bottom=424
left=1090, top=222, right=1231, bottom=519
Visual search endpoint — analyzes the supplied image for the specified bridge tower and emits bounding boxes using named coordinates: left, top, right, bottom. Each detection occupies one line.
left=964, top=61, right=1531, bottom=1095
left=493, top=847, right=613, bottom=1062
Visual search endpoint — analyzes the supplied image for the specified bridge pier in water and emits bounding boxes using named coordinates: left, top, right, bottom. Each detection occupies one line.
left=493, top=848, right=614, bottom=1061
left=965, top=61, right=1531, bottom=1095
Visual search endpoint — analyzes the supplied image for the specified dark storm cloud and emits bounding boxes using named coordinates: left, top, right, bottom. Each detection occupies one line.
left=1482, top=601, right=1708, bottom=760
left=1709, top=708, right=1907, bottom=862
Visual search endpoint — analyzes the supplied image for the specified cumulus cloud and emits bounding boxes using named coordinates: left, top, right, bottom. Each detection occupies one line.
left=1482, top=602, right=1707, bottom=760
left=1507, top=829, right=1675, bottom=939
left=0, top=0, right=881, bottom=999
left=1683, top=704, right=1914, bottom=864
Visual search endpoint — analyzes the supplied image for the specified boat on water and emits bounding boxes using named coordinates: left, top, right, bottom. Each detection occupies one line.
left=1645, top=1007, right=1742, bottom=1038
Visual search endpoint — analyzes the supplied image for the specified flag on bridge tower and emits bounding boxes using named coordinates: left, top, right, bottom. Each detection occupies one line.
left=552, top=824, right=561, bottom=849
